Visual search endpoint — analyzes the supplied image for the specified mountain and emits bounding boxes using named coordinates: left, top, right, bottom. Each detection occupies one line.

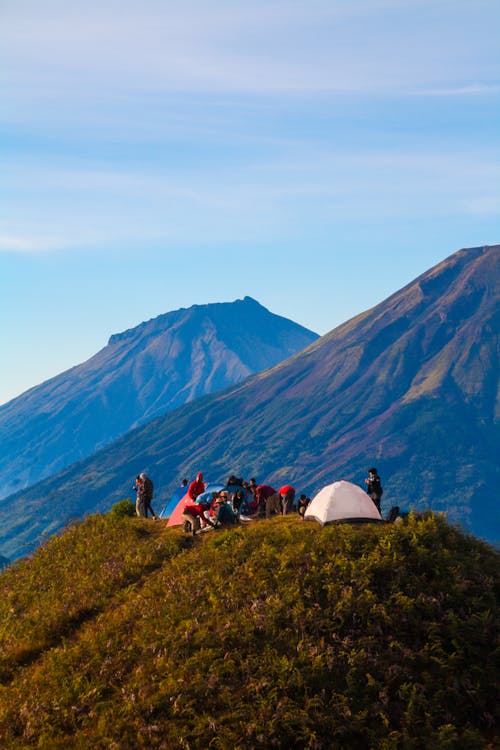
left=1, top=244, right=498, bottom=560
left=0, top=512, right=498, bottom=747
left=0, top=297, right=318, bottom=500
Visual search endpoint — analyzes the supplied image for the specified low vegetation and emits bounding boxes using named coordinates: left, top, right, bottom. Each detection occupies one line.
left=0, top=512, right=498, bottom=749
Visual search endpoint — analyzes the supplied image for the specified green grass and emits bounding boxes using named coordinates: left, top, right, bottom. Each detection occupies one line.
left=0, top=513, right=498, bottom=749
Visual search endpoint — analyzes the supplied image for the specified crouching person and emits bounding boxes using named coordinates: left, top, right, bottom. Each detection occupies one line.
left=212, top=492, right=236, bottom=527
left=183, top=491, right=218, bottom=534
left=297, top=494, right=311, bottom=519
left=182, top=506, right=201, bottom=535
left=279, top=485, right=296, bottom=515
left=265, top=491, right=281, bottom=520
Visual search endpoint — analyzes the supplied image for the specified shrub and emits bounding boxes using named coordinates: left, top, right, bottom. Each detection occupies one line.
left=110, top=498, right=135, bottom=518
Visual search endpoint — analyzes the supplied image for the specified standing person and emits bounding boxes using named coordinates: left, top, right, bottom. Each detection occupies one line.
left=188, top=472, right=205, bottom=500
left=365, top=468, right=383, bottom=513
left=140, top=472, right=158, bottom=519
left=134, top=475, right=146, bottom=518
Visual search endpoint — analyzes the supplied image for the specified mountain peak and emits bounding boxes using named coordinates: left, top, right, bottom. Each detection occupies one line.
left=0, top=299, right=318, bottom=502
left=107, top=297, right=273, bottom=346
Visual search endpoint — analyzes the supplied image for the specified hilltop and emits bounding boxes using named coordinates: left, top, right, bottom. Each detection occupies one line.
left=0, top=512, right=498, bottom=748
left=0, top=296, right=318, bottom=500
left=1, top=244, right=497, bottom=561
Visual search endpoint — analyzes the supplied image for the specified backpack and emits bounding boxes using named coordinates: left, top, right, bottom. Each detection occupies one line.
left=143, top=476, right=154, bottom=501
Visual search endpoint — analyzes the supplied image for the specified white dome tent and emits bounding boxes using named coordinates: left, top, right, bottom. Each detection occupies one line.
left=304, top=480, right=383, bottom=525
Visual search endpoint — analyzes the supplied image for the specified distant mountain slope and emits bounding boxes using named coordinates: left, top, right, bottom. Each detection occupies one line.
left=0, top=297, right=318, bottom=499
left=1, top=245, right=498, bottom=560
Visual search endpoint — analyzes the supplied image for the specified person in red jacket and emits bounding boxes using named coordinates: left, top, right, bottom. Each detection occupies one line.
left=254, top=484, right=278, bottom=519
left=279, top=485, right=296, bottom=515
left=180, top=472, right=206, bottom=534
left=187, top=472, right=205, bottom=500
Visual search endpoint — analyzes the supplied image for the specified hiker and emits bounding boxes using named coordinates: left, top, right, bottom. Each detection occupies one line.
left=365, top=468, right=383, bottom=513
left=187, top=472, right=205, bottom=500
left=140, top=472, right=158, bottom=519
left=134, top=475, right=146, bottom=518
left=297, top=494, right=311, bottom=519
left=280, top=485, right=296, bottom=515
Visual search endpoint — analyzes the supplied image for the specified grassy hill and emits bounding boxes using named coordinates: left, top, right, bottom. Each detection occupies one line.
left=0, top=512, right=498, bottom=749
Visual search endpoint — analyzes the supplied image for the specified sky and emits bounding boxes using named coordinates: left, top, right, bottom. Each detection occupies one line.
left=1, top=0, right=499, bottom=406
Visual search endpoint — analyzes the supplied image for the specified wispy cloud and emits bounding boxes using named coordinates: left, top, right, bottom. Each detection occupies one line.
left=2, top=144, right=498, bottom=254
left=0, top=235, right=63, bottom=253
left=407, top=83, right=500, bottom=97
left=2, top=1, right=499, bottom=98
left=1, top=1, right=498, bottom=252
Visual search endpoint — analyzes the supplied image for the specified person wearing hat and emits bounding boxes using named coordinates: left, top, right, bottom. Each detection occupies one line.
left=365, top=468, right=383, bottom=513
left=279, top=484, right=296, bottom=515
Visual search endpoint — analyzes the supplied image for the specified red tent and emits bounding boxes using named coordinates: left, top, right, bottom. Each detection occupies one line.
left=165, top=490, right=191, bottom=527
left=166, top=482, right=225, bottom=527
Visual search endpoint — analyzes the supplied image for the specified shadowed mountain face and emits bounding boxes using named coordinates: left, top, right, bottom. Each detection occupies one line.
left=0, top=297, right=318, bottom=500
left=1, top=245, right=498, bottom=559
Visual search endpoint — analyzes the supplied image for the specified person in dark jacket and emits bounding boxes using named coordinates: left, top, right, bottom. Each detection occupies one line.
left=140, top=472, right=158, bottom=519
left=297, top=494, right=311, bottom=519
left=365, top=468, right=383, bottom=513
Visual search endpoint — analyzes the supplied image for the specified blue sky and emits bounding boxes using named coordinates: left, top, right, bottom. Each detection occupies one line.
left=1, top=0, right=499, bottom=405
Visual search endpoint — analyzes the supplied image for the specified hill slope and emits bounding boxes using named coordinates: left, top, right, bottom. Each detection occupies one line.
left=0, top=513, right=498, bottom=749
left=0, top=296, right=318, bottom=499
left=1, top=244, right=498, bottom=561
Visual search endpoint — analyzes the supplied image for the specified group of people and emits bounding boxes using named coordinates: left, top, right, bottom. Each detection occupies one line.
left=132, top=466, right=384, bottom=532
left=178, top=472, right=314, bottom=535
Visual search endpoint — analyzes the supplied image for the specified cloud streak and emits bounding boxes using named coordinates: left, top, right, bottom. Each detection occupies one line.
left=2, top=1, right=499, bottom=98
left=2, top=144, right=498, bottom=254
